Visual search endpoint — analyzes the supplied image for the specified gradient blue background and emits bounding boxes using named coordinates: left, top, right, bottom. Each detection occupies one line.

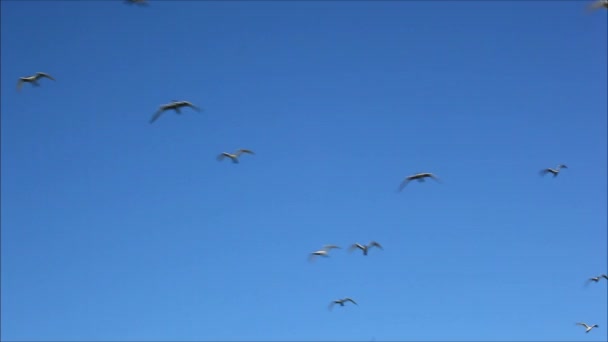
left=2, top=1, right=607, bottom=341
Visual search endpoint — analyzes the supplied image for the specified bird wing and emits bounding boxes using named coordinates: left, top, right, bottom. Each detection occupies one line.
left=322, top=245, right=340, bottom=251
left=398, top=178, right=411, bottom=192
left=328, top=301, right=336, bottom=310
left=348, top=244, right=365, bottom=252
left=602, top=274, right=608, bottom=279
left=428, top=173, right=441, bottom=183
left=181, top=102, right=201, bottom=111
left=149, top=109, right=165, bottom=123
left=16, top=79, right=24, bottom=91
left=308, top=253, right=320, bottom=262
left=577, top=323, right=590, bottom=328
left=539, top=169, right=550, bottom=176
left=588, top=0, right=607, bottom=10
left=369, top=241, right=383, bottom=250
left=344, top=298, right=357, bottom=305
left=36, top=72, right=55, bottom=81
left=235, top=149, right=255, bottom=156
left=217, top=153, right=230, bottom=161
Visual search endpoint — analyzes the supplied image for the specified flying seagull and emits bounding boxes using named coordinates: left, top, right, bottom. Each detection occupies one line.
left=308, top=245, right=341, bottom=262
left=17, top=72, right=55, bottom=91
left=217, top=149, right=255, bottom=163
left=584, top=275, right=608, bottom=287
left=150, top=100, right=201, bottom=123
left=588, top=0, right=608, bottom=11
left=576, top=322, right=599, bottom=333
left=349, top=241, right=383, bottom=256
left=540, top=164, right=567, bottom=177
left=329, top=298, right=357, bottom=310
left=398, top=172, right=441, bottom=191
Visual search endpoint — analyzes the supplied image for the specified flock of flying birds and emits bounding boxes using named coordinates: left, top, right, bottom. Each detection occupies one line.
left=16, top=75, right=252, bottom=162
left=309, top=241, right=384, bottom=310
left=13, top=0, right=608, bottom=336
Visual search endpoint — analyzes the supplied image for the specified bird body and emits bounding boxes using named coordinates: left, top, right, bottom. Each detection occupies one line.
left=309, top=245, right=341, bottom=262
left=349, top=241, right=383, bottom=256
left=399, top=172, right=440, bottom=191
left=329, top=297, right=357, bottom=310
left=17, top=72, right=55, bottom=91
left=576, top=322, right=599, bottom=333
left=540, top=164, right=567, bottom=177
left=150, top=100, right=201, bottom=123
left=217, top=149, right=255, bottom=163
left=309, top=250, right=330, bottom=262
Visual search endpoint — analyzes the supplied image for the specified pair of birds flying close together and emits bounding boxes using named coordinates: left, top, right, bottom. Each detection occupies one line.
left=16, top=72, right=55, bottom=91
left=309, top=241, right=383, bottom=261
left=15, top=75, right=202, bottom=127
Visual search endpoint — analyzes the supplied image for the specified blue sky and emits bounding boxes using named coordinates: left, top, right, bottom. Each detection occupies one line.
left=1, top=0, right=607, bottom=341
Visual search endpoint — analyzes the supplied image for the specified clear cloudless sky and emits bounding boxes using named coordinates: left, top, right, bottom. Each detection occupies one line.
left=1, top=0, right=607, bottom=341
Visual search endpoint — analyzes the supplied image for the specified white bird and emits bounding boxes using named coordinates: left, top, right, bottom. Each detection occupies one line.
left=17, top=72, right=55, bottom=91
left=329, top=297, right=357, bottom=310
left=398, top=172, right=441, bottom=191
left=588, top=0, right=608, bottom=11
left=309, top=250, right=330, bottom=262
left=217, top=149, right=255, bottom=163
left=308, top=245, right=341, bottom=262
left=150, top=100, right=201, bottom=123
left=540, top=164, right=567, bottom=177
left=576, top=322, right=599, bottom=333
left=349, top=241, right=383, bottom=256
